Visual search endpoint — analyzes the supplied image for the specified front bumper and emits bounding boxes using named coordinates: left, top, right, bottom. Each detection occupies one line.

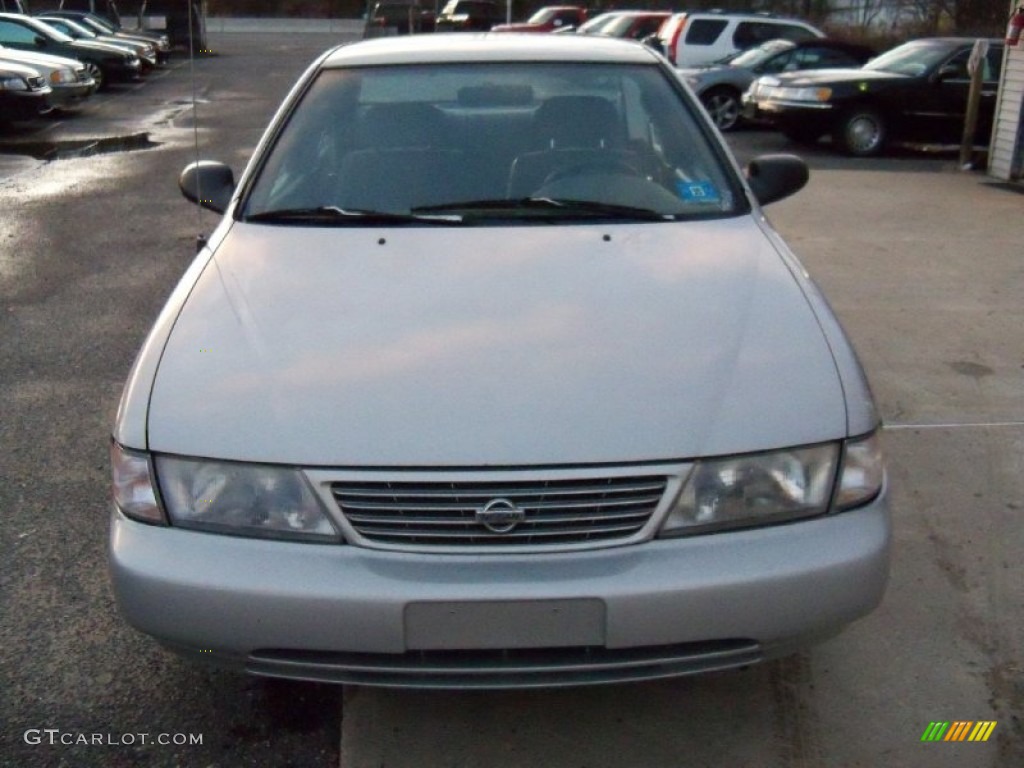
left=104, top=58, right=142, bottom=82
left=743, top=95, right=835, bottom=132
left=46, top=81, right=94, bottom=109
left=110, top=494, right=890, bottom=688
left=0, top=89, right=53, bottom=120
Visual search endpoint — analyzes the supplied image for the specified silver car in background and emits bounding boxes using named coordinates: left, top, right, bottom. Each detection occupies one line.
left=110, top=34, right=889, bottom=689
left=0, top=43, right=95, bottom=110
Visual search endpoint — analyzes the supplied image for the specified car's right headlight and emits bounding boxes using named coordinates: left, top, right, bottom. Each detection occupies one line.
left=659, top=433, right=884, bottom=537
left=154, top=456, right=340, bottom=542
left=0, top=76, right=28, bottom=91
left=773, top=86, right=833, bottom=103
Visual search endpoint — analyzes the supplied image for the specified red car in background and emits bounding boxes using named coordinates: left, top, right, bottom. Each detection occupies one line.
left=492, top=5, right=587, bottom=33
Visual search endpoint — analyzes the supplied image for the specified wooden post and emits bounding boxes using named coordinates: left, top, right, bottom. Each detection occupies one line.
left=960, top=39, right=989, bottom=169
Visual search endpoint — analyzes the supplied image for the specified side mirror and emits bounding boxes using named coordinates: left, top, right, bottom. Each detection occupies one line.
left=745, top=153, right=809, bottom=205
left=35, top=35, right=48, bottom=47
left=179, top=160, right=235, bottom=213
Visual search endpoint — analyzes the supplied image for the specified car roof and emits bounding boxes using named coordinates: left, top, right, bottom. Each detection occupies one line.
left=792, top=38, right=876, bottom=53
left=903, top=36, right=1002, bottom=46
left=322, top=33, right=661, bottom=67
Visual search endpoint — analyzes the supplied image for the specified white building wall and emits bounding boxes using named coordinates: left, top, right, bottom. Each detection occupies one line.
left=989, top=13, right=1024, bottom=180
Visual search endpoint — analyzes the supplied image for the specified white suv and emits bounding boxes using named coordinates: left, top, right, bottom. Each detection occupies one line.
left=654, top=11, right=824, bottom=67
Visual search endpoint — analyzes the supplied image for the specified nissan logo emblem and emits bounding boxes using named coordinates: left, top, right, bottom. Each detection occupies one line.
left=475, top=498, right=526, bottom=534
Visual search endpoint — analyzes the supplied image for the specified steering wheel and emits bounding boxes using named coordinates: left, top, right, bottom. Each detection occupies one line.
left=542, top=158, right=642, bottom=186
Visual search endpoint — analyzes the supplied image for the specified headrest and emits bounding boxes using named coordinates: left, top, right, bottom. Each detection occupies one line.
left=531, top=96, right=622, bottom=149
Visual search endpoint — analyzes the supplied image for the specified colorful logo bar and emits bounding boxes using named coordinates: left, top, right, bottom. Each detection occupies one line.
left=921, top=721, right=997, bottom=742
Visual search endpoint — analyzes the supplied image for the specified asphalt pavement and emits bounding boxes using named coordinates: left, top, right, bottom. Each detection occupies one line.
left=1, top=29, right=1022, bottom=768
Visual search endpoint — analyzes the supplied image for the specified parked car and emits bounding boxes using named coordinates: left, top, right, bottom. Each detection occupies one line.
left=37, top=14, right=158, bottom=71
left=434, top=0, right=502, bottom=31
left=0, top=42, right=95, bottom=110
left=0, top=12, right=141, bottom=89
left=652, top=11, right=824, bottom=67
left=492, top=5, right=586, bottom=33
left=41, top=9, right=170, bottom=63
left=363, top=0, right=435, bottom=37
left=744, top=37, right=1005, bottom=156
left=110, top=34, right=889, bottom=689
left=589, top=9, right=675, bottom=41
left=47, top=0, right=119, bottom=26
left=682, top=38, right=876, bottom=131
left=0, top=59, right=51, bottom=120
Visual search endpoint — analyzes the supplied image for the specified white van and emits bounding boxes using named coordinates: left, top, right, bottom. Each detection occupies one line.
left=655, top=11, right=824, bottom=67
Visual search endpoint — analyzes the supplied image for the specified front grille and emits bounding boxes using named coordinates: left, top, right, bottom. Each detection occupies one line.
left=331, top=475, right=669, bottom=549
left=248, top=640, right=762, bottom=689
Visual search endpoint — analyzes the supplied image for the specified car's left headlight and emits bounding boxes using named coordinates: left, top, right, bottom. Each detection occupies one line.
left=774, top=86, right=832, bottom=103
left=155, top=456, right=340, bottom=542
left=659, top=434, right=883, bottom=536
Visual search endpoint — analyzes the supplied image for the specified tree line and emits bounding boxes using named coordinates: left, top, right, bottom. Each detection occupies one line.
left=205, top=0, right=1009, bottom=37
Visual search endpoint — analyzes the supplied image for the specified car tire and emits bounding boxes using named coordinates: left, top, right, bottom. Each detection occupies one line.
left=700, top=87, right=742, bottom=132
left=833, top=108, right=886, bottom=157
left=83, top=61, right=105, bottom=91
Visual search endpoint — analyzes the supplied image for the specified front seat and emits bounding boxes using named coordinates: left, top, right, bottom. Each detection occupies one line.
left=507, top=95, right=637, bottom=198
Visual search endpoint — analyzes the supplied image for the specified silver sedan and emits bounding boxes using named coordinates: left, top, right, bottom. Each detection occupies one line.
left=110, top=33, right=889, bottom=689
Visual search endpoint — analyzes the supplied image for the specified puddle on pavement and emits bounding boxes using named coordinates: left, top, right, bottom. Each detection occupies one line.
left=0, top=132, right=160, bottom=162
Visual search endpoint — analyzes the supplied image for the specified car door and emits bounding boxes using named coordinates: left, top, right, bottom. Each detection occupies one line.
left=903, top=46, right=986, bottom=144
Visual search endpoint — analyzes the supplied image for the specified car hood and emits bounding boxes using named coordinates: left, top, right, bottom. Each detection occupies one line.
left=147, top=218, right=847, bottom=466
left=769, top=68, right=906, bottom=86
left=69, top=38, right=131, bottom=56
left=0, top=59, right=41, bottom=78
left=491, top=23, right=547, bottom=31
left=0, top=46, right=81, bottom=70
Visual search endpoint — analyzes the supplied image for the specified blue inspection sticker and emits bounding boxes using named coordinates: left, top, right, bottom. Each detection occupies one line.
left=677, top=180, right=721, bottom=203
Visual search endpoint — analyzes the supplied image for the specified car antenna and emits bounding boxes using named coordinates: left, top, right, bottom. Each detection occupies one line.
left=187, top=0, right=206, bottom=252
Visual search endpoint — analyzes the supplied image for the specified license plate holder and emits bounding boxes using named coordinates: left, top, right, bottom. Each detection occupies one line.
left=405, top=599, right=605, bottom=650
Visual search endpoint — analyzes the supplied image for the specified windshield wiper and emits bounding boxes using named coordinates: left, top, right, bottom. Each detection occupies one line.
left=412, top=198, right=672, bottom=222
left=244, top=206, right=464, bottom=225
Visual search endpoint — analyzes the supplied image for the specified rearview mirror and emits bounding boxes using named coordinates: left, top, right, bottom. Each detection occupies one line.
left=744, top=154, right=809, bottom=205
left=179, top=160, right=235, bottom=213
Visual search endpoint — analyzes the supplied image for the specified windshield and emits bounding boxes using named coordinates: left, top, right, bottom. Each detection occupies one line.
left=577, top=13, right=619, bottom=34
left=863, top=41, right=950, bottom=75
left=50, top=18, right=97, bottom=38
left=30, top=18, right=74, bottom=44
left=527, top=8, right=558, bottom=24
left=243, top=61, right=742, bottom=224
left=83, top=16, right=117, bottom=34
left=728, top=40, right=793, bottom=68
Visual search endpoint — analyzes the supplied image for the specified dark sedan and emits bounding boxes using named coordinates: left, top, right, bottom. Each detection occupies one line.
left=744, top=37, right=1004, bottom=156
left=37, top=15, right=158, bottom=71
left=434, top=0, right=502, bottom=31
left=363, top=0, right=435, bottom=37
left=0, top=12, right=140, bottom=89
left=42, top=10, right=171, bottom=64
left=681, top=38, right=875, bottom=131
